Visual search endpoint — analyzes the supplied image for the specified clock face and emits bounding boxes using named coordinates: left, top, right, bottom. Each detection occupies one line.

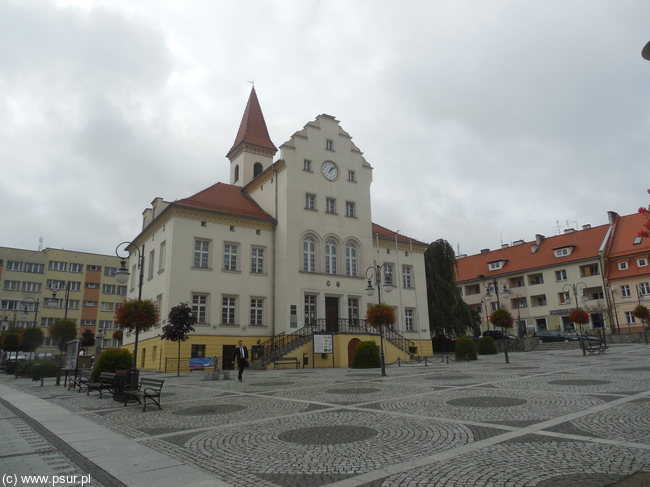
left=321, top=162, right=338, bottom=181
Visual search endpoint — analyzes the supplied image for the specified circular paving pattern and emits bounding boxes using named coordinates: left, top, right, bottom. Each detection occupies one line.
left=325, top=387, right=381, bottom=395
left=278, top=425, right=378, bottom=445
left=547, top=379, right=612, bottom=386
left=614, top=367, right=650, bottom=372
left=425, top=375, right=474, bottom=381
left=173, top=404, right=247, bottom=416
left=248, top=381, right=295, bottom=387
left=446, top=396, right=528, bottom=408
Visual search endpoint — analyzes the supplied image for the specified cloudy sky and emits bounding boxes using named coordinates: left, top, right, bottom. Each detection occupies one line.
left=2, top=0, right=649, bottom=257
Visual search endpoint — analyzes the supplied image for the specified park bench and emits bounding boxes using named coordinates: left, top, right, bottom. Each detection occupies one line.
left=584, top=342, right=607, bottom=355
left=86, top=372, right=116, bottom=398
left=68, top=369, right=93, bottom=392
left=123, top=377, right=164, bottom=412
left=273, top=357, right=300, bottom=369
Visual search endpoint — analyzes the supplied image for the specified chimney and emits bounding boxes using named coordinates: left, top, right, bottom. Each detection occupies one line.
left=607, top=211, right=619, bottom=224
left=535, top=234, right=545, bottom=245
left=512, top=240, right=524, bottom=246
left=564, top=228, right=575, bottom=234
left=582, top=224, right=591, bottom=230
left=501, top=244, right=509, bottom=249
left=480, top=248, right=490, bottom=254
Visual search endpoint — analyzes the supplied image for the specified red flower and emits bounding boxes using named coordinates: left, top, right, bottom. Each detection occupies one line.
left=568, top=308, right=590, bottom=324
left=366, top=304, right=396, bottom=328
left=114, top=299, right=159, bottom=332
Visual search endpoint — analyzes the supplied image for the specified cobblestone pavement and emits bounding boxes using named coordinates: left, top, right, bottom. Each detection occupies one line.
left=2, top=344, right=650, bottom=487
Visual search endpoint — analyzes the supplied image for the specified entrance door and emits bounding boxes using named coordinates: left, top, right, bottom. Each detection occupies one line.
left=222, top=345, right=236, bottom=370
left=325, top=297, right=339, bottom=332
left=347, top=338, right=361, bottom=366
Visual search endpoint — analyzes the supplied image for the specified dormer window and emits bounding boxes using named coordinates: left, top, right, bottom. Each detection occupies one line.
left=638, top=258, right=648, bottom=268
left=488, top=260, right=506, bottom=271
left=553, top=246, right=574, bottom=258
left=618, top=261, right=629, bottom=271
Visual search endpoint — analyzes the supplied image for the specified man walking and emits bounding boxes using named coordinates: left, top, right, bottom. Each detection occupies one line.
left=234, top=340, right=248, bottom=382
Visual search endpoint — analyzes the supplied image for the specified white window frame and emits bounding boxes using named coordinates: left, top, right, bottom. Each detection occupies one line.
left=325, top=239, right=337, bottom=275
left=326, top=197, right=336, bottom=214
left=345, top=243, right=357, bottom=277
left=192, top=294, right=208, bottom=324
left=250, top=298, right=264, bottom=326
left=304, top=294, right=317, bottom=325
left=625, top=311, right=636, bottom=324
left=251, top=247, right=264, bottom=274
left=303, top=159, right=312, bottom=172
left=159, top=241, right=166, bottom=272
left=223, top=243, right=239, bottom=271
left=405, top=308, right=415, bottom=332
left=345, top=201, right=356, bottom=218
left=193, top=239, right=210, bottom=269
left=221, top=296, right=237, bottom=325
left=637, top=258, right=648, bottom=268
left=621, top=284, right=631, bottom=298
left=303, top=237, right=316, bottom=273
left=402, top=265, right=413, bottom=288
left=49, top=261, right=67, bottom=272
left=347, top=298, right=359, bottom=323
left=69, top=263, right=83, bottom=273
left=618, top=261, right=629, bottom=270
left=305, top=193, right=316, bottom=210
left=348, top=170, right=356, bottom=182
left=555, top=269, right=567, bottom=281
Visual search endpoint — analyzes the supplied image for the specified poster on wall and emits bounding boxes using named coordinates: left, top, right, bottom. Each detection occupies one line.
left=313, top=332, right=333, bottom=354
left=65, top=339, right=81, bottom=370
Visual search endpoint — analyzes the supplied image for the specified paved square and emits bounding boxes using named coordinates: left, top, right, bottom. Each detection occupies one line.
left=1, top=344, right=650, bottom=486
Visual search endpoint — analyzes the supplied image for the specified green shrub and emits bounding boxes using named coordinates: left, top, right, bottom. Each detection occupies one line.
left=351, top=341, right=380, bottom=368
left=478, top=336, right=498, bottom=355
left=455, top=338, right=477, bottom=361
left=16, top=360, right=59, bottom=378
left=92, top=348, right=133, bottom=380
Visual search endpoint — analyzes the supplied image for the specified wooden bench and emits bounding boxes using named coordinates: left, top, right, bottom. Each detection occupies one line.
left=124, top=378, right=164, bottom=412
left=68, top=369, right=93, bottom=392
left=585, top=342, right=606, bottom=355
left=86, top=372, right=116, bottom=398
left=273, top=357, right=300, bottom=369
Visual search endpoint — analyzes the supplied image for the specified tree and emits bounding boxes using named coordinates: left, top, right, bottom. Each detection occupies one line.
left=489, top=308, right=514, bottom=364
left=21, top=327, right=44, bottom=358
left=49, top=319, right=77, bottom=368
left=161, top=303, right=196, bottom=376
left=633, top=304, right=649, bottom=327
left=1, top=329, right=21, bottom=362
left=80, top=329, right=95, bottom=352
left=424, top=239, right=473, bottom=336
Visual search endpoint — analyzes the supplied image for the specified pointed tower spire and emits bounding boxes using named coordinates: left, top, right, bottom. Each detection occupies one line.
left=226, top=87, right=277, bottom=160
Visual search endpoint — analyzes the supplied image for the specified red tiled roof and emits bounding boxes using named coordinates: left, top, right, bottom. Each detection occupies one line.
left=226, top=87, right=277, bottom=159
left=174, top=182, right=274, bottom=222
left=605, top=212, right=650, bottom=279
left=371, top=223, right=427, bottom=246
left=456, top=225, right=609, bottom=282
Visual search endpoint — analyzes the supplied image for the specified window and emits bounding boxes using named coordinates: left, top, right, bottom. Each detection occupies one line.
left=554, top=248, right=571, bottom=258
left=22, top=282, right=41, bottom=293
left=102, top=284, right=116, bottom=294
left=46, top=279, right=65, bottom=290
left=621, top=285, right=631, bottom=298
left=117, top=285, right=127, bottom=295
left=304, top=295, right=317, bottom=325
left=326, top=197, right=336, bottom=214
left=80, top=319, right=96, bottom=326
left=402, top=266, right=413, bottom=288
left=41, top=317, right=56, bottom=328
left=347, top=298, right=359, bottom=324
left=305, top=193, right=316, bottom=210
left=558, top=291, right=570, bottom=305
left=633, top=236, right=643, bottom=245
left=326, top=139, right=334, bottom=150
left=192, top=294, right=208, bottom=323
left=345, top=243, right=357, bottom=277
left=221, top=296, right=236, bottom=324
left=159, top=241, right=166, bottom=272
left=194, top=239, right=210, bottom=268
left=325, top=239, right=337, bottom=275
left=555, top=269, right=567, bottom=281
left=101, top=302, right=116, bottom=312
left=303, top=159, right=312, bottom=172
left=580, top=263, right=600, bottom=277
left=253, top=162, right=263, bottom=177
left=250, top=298, right=263, bottom=326
left=6, top=261, right=23, bottom=271
left=405, top=309, right=415, bottom=332
left=3, top=280, right=20, bottom=291
left=640, top=282, right=650, bottom=295
left=67, top=281, right=81, bottom=291
left=303, top=237, right=316, bottom=272
left=148, top=250, right=155, bottom=279
left=638, top=258, right=648, bottom=267
left=528, top=273, right=544, bottom=285
left=223, top=243, right=238, bottom=271
left=84, top=301, right=97, bottom=307
left=67, top=300, right=80, bottom=310
left=348, top=170, right=356, bottom=182
left=104, top=267, right=116, bottom=277
left=234, top=164, right=239, bottom=182
left=383, top=264, right=394, bottom=285
left=489, top=261, right=504, bottom=271
left=625, top=311, right=636, bottom=324
left=618, top=262, right=629, bottom=270
left=69, top=263, right=83, bottom=273
left=191, top=344, right=206, bottom=358
left=49, top=261, right=67, bottom=272
left=531, top=294, right=547, bottom=307
left=88, top=265, right=100, bottom=271
left=345, top=201, right=356, bottom=218
left=251, top=247, right=264, bottom=274
left=85, top=282, right=99, bottom=289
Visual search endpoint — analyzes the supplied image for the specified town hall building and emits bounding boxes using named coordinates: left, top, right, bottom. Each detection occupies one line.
left=121, top=88, right=432, bottom=370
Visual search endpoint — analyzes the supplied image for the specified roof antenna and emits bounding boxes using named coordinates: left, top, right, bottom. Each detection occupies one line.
left=247, top=79, right=255, bottom=86
left=38, top=237, right=43, bottom=251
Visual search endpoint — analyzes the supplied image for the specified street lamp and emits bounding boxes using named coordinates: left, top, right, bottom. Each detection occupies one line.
left=482, top=276, right=511, bottom=364
left=605, top=283, right=621, bottom=334
left=562, top=282, right=589, bottom=355
left=21, top=297, right=40, bottom=328
left=364, top=264, right=394, bottom=377
left=114, top=241, right=145, bottom=371
left=47, top=281, right=71, bottom=321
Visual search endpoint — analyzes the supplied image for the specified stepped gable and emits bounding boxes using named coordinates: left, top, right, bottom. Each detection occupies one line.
left=456, top=224, right=609, bottom=282
left=174, top=182, right=274, bottom=222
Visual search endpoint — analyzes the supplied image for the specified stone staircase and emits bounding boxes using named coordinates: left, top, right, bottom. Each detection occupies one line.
left=250, top=325, right=319, bottom=370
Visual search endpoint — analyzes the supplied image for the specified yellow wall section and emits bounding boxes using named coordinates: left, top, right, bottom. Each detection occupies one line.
left=123, top=334, right=432, bottom=371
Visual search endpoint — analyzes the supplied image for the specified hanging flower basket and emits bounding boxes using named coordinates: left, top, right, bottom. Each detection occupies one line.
left=568, top=308, right=590, bottom=325
left=366, top=304, right=396, bottom=328
left=114, top=299, right=159, bottom=332
left=633, top=304, right=649, bottom=321
left=489, top=308, right=514, bottom=329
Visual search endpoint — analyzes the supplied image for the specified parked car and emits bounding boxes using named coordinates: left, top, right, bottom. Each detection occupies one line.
left=533, top=330, right=578, bottom=342
left=482, top=330, right=517, bottom=340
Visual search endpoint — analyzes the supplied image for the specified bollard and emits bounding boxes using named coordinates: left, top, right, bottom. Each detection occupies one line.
left=441, top=355, right=444, bottom=364
left=397, top=358, right=401, bottom=367
left=424, top=357, right=428, bottom=366
left=446, top=355, right=449, bottom=365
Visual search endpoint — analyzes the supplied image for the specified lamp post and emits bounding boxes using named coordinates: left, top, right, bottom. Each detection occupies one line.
left=21, top=297, right=40, bottom=328
left=114, top=241, right=145, bottom=371
left=1, top=309, right=18, bottom=330
left=605, top=283, right=621, bottom=334
left=562, top=282, right=588, bottom=355
left=482, top=277, right=511, bottom=363
left=47, top=281, right=71, bottom=321
left=513, top=294, right=524, bottom=337
left=364, top=264, right=394, bottom=377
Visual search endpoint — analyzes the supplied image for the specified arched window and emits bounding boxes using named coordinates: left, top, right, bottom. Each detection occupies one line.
left=325, top=239, right=337, bottom=275
left=345, top=242, right=357, bottom=276
left=234, top=164, right=240, bottom=182
left=303, top=237, right=316, bottom=272
left=253, top=162, right=263, bottom=177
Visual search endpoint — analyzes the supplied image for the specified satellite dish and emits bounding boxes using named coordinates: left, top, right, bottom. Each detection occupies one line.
left=643, top=40, right=650, bottom=60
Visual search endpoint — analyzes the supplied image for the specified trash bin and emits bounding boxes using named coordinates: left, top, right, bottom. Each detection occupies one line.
left=113, top=369, right=139, bottom=402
